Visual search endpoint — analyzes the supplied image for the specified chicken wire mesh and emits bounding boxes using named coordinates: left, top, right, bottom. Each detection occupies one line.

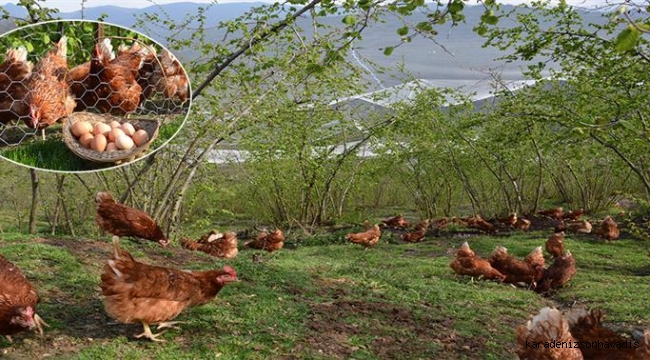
left=0, top=20, right=191, bottom=154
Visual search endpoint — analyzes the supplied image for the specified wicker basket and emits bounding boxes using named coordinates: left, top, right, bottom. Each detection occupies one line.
left=62, top=112, right=160, bottom=165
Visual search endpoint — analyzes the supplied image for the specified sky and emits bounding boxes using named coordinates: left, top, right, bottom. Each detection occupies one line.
left=0, top=0, right=614, bottom=13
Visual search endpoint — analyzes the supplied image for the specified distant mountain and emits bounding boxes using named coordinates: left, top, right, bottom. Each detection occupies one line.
left=0, top=2, right=611, bottom=86
left=1, top=2, right=268, bottom=26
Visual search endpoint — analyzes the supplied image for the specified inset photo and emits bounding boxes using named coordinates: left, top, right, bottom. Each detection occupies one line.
left=0, top=20, right=191, bottom=171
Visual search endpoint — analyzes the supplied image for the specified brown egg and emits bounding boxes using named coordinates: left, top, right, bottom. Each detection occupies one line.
left=79, top=133, right=94, bottom=148
left=132, top=129, right=149, bottom=147
left=108, top=128, right=125, bottom=142
left=71, top=121, right=92, bottom=138
left=93, top=122, right=112, bottom=136
left=120, top=122, right=136, bottom=136
left=106, top=142, right=118, bottom=151
left=90, top=134, right=107, bottom=152
left=115, top=134, right=134, bottom=150
left=109, top=121, right=121, bottom=129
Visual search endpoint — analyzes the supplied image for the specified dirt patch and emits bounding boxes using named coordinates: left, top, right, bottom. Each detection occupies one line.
left=32, top=237, right=219, bottom=267
left=298, top=300, right=484, bottom=359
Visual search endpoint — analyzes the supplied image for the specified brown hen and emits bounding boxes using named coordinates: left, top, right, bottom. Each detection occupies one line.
left=516, top=307, right=583, bottom=360
left=24, top=36, right=76, bottom=139
left=0, top=254, right=48, bottom=340
left=346, top=224, right=381, bottom=249
left=566, top=220, right=593, bottom=234
left=514, top=217, right=532, bottom=231
left=245, top=229, right=285, bottom=253
left=100, top=238, right=238, bottom=342
left=401, top=220, right=429, bottom=243
left=536, top=251, right=577, bottom=294
left=538, top=207, right=564, bottom=220
left=449, top=242, right=506, bottom=282
left=563, top=208, right=585, bottom=221
left=69, top=38, right=142, bottom=115
left=564, top=308, right=650, bottom=360
left=488, top=246, right=545, bottom=286
left=545, top=232, right=565, bottom=258
left=95, top=192, right=169, bottom=247
left=596, top=216, right=620, bottom=241
left=181, top=231, right=238, bottom=259
left=381, top=214, right=411, bottom=229
left=0, top=46, right=32, bottom=125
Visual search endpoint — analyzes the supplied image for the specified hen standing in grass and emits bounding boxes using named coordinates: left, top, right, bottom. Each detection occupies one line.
left=100, top=238, right=238, bottom=342
left=95, top=192, right=170, bottom=247
left=0, top=254, right=48, bottom=341
left=0, top=46, right=32, bottom=125
left=24, top=36, right=76, bottom=139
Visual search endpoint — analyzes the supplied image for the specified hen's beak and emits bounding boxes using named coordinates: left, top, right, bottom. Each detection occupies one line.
left=33, top=313, right=49, bottom=336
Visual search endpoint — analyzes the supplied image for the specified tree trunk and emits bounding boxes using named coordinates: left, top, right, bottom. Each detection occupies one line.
left=29, top=169, right=39, bottom=234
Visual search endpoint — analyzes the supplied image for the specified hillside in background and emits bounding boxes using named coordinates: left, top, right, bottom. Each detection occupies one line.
left=0, top=2, right=610, bottom=87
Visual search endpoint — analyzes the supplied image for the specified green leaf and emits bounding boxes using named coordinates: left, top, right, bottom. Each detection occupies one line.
left=397, top=26, right=409, bottom=36
left=614, top=27, right=640, bottom=52
left=448, top=1, right=464, bottom=14
left=42, top=33, right=50, bottom=44
left=358, top=0, right=372, bottom=10
left=415, top=21, right=433, bottom=33
left=383, top=46, right=394, bottom=56
left=342, top=15, right=355, bottom=26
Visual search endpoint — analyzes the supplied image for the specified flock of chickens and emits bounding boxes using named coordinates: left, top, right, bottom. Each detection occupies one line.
left=0, top=191, right=293, bottom=343
left=0, top=34, right=188, bottom=140
left=0, top=197, right=647, bottom=358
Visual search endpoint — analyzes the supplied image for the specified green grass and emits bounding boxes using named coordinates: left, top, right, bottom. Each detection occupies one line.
left=0, top=114, right=187, bottom=172
left=0, top=230, right=648, bottom=359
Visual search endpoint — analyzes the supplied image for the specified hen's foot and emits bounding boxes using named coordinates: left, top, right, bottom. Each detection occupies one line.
left=135, top=322, right=166, bottom=342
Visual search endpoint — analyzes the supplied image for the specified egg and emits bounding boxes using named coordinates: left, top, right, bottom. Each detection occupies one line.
left=109, top=121, right=121, bottom=129
left=132, top=129, right=149, bottom=147
left=90, top=134, right=107, bottom=152
left=79, top=133, right=94, bottom=148
left=106, top=142, right=118, bottom=151
left=71, top=121, right=92, bottom=138
left=120, top=122, right=136, bottom=136
left=115, top=134, right=134, bottom=150
left=108, top=128, right=125, bottom=142
left=93, top=122, right=112, bottom=136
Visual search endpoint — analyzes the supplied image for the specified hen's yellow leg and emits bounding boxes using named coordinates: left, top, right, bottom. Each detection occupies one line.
left=156, top=321, right=184, bottom=331
left=134, top=322, right=166, bottom=342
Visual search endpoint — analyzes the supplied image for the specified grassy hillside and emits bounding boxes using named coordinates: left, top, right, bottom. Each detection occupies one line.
left=1, top=229, right=648, bottom=359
